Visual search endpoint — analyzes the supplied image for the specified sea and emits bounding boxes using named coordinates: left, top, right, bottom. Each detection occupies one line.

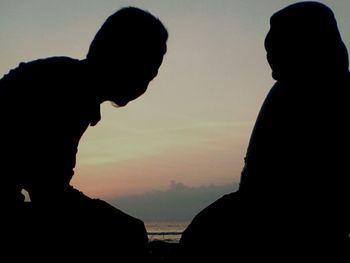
left=145, top=221, right=189, bottom=243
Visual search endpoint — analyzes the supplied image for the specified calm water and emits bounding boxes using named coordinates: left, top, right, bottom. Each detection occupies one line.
left=145, top=221, right=189, bottom=243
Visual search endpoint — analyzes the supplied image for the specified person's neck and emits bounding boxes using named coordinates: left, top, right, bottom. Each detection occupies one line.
left=81, top=59, right=109, bottom=104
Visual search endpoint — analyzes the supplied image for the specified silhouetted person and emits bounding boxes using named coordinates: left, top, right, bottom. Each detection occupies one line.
left=0, top=6, right=167, bottom=262
left=180, top=2, right=350, bottom=262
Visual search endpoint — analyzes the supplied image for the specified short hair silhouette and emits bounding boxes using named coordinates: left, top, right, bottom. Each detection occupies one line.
left=87, top=7, right=168, bottom=61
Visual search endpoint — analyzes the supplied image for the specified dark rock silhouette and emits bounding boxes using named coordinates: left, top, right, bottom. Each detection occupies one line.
left=0, top=6, right=167, bottom=262
left=180, top=2, right=350, bottom=262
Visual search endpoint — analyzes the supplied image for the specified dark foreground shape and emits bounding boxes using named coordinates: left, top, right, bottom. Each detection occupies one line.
left=147, top=240, right=181, bottom=263
left=2, top=200, right=148, bottom=262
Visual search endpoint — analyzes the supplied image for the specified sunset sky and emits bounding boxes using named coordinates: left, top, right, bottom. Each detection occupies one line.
left=1, top=0, right=349, bottom=214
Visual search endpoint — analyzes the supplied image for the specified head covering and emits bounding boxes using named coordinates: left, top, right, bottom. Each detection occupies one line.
left=264, top=1, right=349, bottom=80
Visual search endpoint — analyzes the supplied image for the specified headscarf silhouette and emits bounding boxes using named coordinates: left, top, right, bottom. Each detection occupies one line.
left=264, top=1, right=348, bottom=80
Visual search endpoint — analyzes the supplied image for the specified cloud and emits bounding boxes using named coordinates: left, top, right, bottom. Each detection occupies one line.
left=108, top=181, right=239, bottom=222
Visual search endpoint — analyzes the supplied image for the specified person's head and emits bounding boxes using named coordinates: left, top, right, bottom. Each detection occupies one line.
left=264, top=1, right=348, bottom=81
left=86, top=6, right=168, bottom=106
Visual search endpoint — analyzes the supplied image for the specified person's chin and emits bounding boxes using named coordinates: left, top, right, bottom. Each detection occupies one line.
left=272, top=70, right=281, bottom=81
left=111, top=100, right=128, bottom=107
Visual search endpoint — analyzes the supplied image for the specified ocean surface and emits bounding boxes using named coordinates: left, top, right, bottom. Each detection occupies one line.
left=145, top=221, right=189, bottom=243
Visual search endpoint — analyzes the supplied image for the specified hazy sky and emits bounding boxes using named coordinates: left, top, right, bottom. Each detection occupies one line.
left=1, top=0, right=350, bottom=205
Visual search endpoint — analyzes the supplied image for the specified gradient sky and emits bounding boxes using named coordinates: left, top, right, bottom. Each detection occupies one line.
left=1, top=0, right=350, bottom=201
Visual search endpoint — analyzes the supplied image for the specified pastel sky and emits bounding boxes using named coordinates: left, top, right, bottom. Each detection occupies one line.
left=1, top=0, right=349, bottom=200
